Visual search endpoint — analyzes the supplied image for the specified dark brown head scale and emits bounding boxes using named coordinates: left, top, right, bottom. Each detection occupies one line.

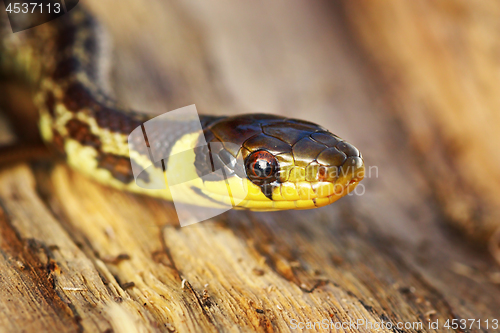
left=306, top=131, right=363, bottom=183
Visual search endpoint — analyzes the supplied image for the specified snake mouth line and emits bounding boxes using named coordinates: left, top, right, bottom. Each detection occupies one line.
left=347, top=178, right=361, bottom=187
left=326, top=178, right=361, bottom=198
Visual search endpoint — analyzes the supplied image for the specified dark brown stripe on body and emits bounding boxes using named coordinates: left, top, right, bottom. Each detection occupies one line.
left=63, top=82, right=93, bottom=112
left=52, top=129, right=66, bottom=155
left=65, top=118, right=101, bottom=149
left=94, top=106, right=143, bottom=134
left=45, top=91, right=56, bottom=117
left=54, top=21, right=77, bottom=53
left=97, top=153, right=149, bottom=184
left=52, top=57, right=80, bottom=81
left=53, top=8, right=95, bottom=53
left=83, top=33, right=97, bottom=55
left=62, top=82, right=143, bottom=134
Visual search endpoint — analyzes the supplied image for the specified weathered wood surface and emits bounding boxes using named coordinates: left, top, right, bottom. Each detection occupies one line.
left=0, top=0, right=499, bottom=332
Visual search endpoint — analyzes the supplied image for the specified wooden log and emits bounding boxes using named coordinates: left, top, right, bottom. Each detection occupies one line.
left=0, top=0, right=499, bottom=331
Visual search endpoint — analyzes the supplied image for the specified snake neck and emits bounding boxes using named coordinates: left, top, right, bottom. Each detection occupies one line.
left=0, top=8, right=223, bottom=196
left=2, top=7, right=149, bottom=123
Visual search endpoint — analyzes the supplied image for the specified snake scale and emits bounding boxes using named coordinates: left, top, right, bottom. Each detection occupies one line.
left=0, top=6, right=365, bottom=211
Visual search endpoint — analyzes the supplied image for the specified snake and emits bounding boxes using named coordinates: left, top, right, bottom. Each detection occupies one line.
left=0, top=6, right=365, bottom=211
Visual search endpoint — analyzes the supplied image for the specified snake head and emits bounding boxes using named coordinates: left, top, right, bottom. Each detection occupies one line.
left=193, top=114, right=365, bottom=211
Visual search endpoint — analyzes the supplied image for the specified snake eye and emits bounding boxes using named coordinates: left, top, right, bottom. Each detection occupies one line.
left=245, top=150, right=279, bottom=185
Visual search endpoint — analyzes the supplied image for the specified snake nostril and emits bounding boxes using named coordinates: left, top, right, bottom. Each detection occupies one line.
left=336, top=141, right=360, bottom=157
left=339, top=156, right=365, bottom=181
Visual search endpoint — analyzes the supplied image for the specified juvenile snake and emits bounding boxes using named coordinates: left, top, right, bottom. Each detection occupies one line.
left=0, top=6, right=365, bottom=211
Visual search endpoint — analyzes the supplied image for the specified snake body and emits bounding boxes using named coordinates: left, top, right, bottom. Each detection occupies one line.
left=0, top=7, right=364, bottom=211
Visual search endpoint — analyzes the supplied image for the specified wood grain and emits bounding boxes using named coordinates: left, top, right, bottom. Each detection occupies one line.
left=0, top=0, right=499, bottom=332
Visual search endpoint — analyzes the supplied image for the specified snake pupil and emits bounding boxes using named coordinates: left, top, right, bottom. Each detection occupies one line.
left=254, top=160, right=271, bottom=177
left=245, top=150, right=278, bottom=185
